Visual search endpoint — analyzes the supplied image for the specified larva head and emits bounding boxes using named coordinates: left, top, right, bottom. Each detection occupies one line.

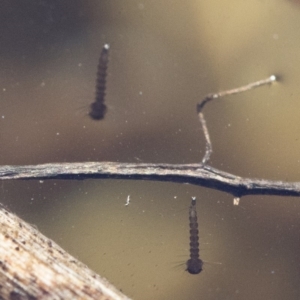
left=186, top=258, right=203, bottom=275
left=89, top=102, right=107, bottom=120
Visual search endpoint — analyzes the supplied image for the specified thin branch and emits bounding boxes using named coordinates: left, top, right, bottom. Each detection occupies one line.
left=0, top=162, right=299, bottom=198
left=197, top=75, right=277, bottom=164
left=198, top=112, right=212, bottom=164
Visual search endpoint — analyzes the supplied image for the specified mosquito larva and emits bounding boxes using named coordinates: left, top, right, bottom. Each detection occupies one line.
left=186, top=197, right=203, bottom=274
left=89, top=43, right=110, bottom=120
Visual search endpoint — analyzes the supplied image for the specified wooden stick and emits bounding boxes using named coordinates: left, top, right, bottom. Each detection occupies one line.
left=0, top=162, right=299, bottom=198
left=0, top=205, right=131, bottom=300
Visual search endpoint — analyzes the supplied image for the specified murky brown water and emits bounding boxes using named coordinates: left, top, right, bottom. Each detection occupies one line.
left=1, top=1, right=300, bottom=299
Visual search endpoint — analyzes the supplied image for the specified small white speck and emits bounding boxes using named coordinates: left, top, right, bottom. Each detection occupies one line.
left=269, top=75, right=276, bottom=82
left=104, top=44, right=110, bottom=50
left=78, top=63, right=82, bottom=67
left=3, top=88, right=6, bottom=92
left=39, top=181, right=44, bottom=184
left=40, top=81, right=45, bottom=87
left=191, top=196, right=196, bottom=201
left=174, top=196, right=177, bottom=199
left=233, top=197, right=240, bottom=205
left=139, top=91, right=143, bottom=95
left=2, top=115, right=5, bottom=119
left=56, top=132, right=60, bottom=136
left=125, top=195, right=131, bottom=206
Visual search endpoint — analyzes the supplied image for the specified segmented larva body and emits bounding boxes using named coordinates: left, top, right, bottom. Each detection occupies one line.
left=186, top=197, right=203, bottom=274
left=89, top=44, right=110, bottom=120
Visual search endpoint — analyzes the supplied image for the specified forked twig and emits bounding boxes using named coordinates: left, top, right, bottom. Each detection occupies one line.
left=0, top=75, right=291, bottom=199
left=197, top=75, right=277, bottom=164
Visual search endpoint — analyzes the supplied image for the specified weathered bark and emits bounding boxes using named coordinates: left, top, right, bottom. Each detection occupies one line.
left=0, top=205, right=131, bottom=300
left=0, top=162, right=299, bottom=197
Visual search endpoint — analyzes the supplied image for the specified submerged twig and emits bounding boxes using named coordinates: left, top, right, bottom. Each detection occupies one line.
left=197, top=75, right=277, bottom=164
left=0, top=162, right=299, bottom=198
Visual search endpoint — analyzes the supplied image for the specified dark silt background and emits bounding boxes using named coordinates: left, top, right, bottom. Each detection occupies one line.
left=1, top=1, right=300, bottom=299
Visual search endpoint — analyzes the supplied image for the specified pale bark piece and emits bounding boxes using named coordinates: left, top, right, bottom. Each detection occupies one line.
left=0, top=206, right=131, bottom=300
